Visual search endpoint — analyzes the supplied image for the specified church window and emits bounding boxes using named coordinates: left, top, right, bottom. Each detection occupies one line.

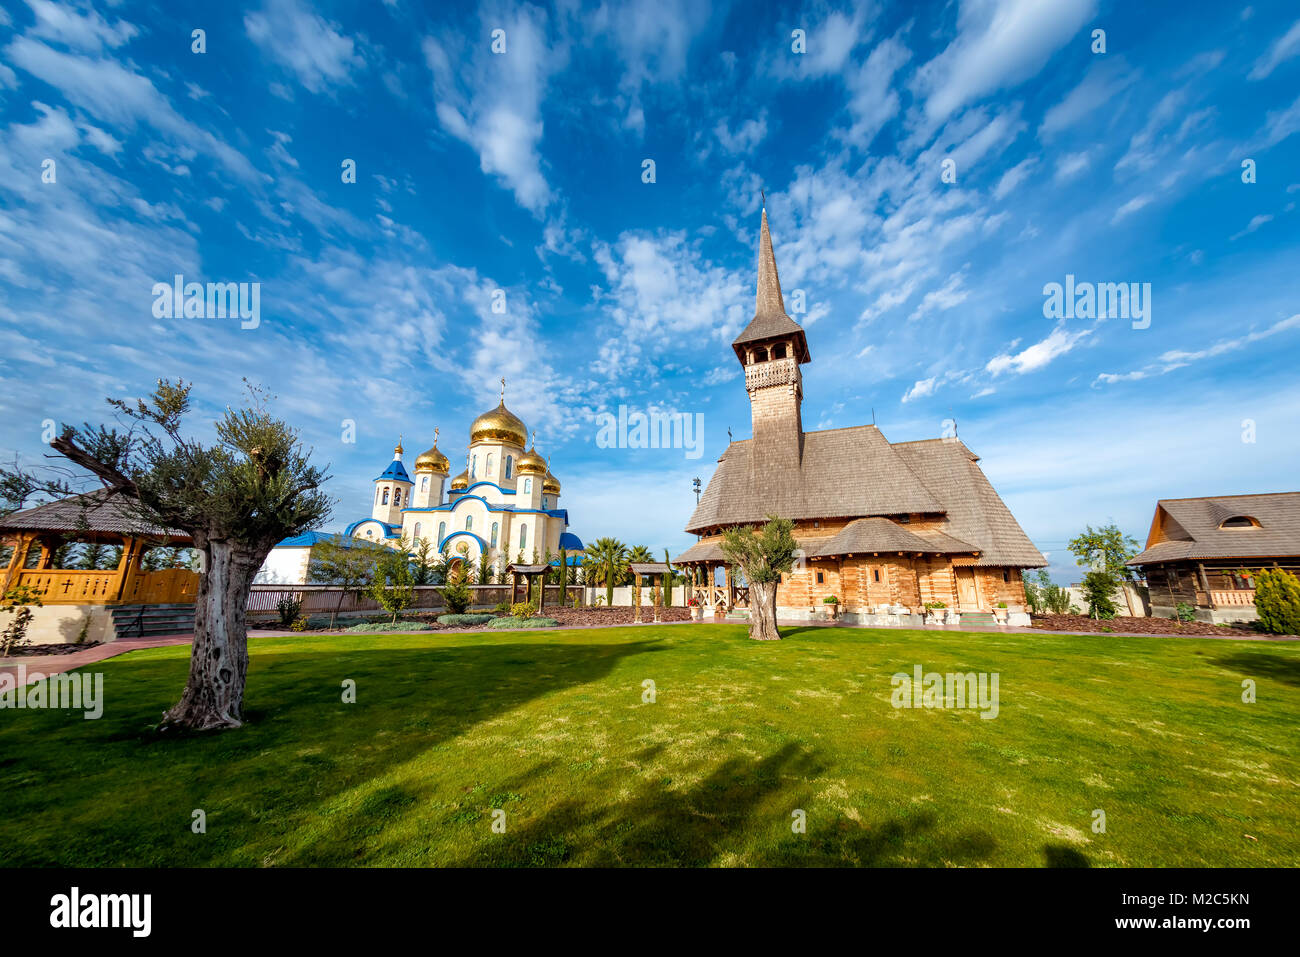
left=414, top=522, right=422, bottom=538
left=438, top=522, right=446, bottom=542
left=471, top=456, right=477, bottom=479
left=466, top=515, right=473, bottom=531
left=542, top=496, right=548, bottom=509
left=421, top=476, right=429, bottom=492
left=519, top=525, right=527, bottom=549
left=772, top=342, right=787, bottom=359
left=394, top=488, right=402, bottom=507
left=873, top=569, right=880, bottom=583
left=486, top=453, right=494, bottom=474
left=505, top=455, right=513, bottom=478
left=381, top=488, right=390, bottom=505
left=1003, top=569, right=1011, bottom=583
left=491, top=523, right=499, bottom=547
left=816, top=571, right=824, bottom=584
left=523, top=477, right=532, bottom=494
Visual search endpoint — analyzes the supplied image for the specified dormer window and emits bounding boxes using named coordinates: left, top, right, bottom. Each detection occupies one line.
left=1219, top=516, right=1260, bottom=529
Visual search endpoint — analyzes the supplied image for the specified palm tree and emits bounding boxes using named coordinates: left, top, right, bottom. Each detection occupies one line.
left=628, top=544, right=654, bottom=565
left=585, top=537, right=629, bottom=607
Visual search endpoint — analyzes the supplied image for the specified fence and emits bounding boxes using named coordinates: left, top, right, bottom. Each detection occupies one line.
left=247, top=583, right=584, bottom=618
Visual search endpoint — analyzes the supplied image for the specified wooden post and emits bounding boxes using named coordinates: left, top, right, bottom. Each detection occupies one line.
left=112, top=535, right=136, bottom=602
left=1198, top=562, right=1213, bottom=609
left=633, top=572, right=642, bottom=623
left=536, top=572, right=545, bottom=615
left=2, top=533, right=33, bottom=592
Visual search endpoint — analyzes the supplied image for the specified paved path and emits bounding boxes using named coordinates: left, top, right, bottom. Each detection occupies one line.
left=0, top=635, right=192, bottom=686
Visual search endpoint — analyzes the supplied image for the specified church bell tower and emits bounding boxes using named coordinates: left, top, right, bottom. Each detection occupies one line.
left=731, top=206, right=811, bottom=488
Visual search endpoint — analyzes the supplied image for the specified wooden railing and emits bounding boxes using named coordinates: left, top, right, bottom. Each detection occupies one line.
left=1210, top=589, right=1256, bottom=607
left=13, top=568, right=198, bottom=605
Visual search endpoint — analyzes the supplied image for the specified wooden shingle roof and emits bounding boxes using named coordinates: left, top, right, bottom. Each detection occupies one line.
left=1129, top=492, right=1300, bottom=564
left=0, top=490, right=188, bottom=540
left=683, top=433, right=1045, bottom=568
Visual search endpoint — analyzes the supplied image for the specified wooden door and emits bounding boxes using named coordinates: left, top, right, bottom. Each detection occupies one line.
left=956, top=568, right=979, bottom=609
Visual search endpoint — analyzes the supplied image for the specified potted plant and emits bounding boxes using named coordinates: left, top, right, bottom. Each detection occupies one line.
left=994, top=601, right=1009, bottom=624
left=924, top=601, right=946, bottom=625
left=688, top=597, right=703, bottom=621
left=822, top=595, right=839, bottom=620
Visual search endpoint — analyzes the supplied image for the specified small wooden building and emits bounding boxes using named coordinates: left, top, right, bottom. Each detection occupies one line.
left=0, top=491, right=198, bottom=643
left=1127, top=492, right=1300, bottom=623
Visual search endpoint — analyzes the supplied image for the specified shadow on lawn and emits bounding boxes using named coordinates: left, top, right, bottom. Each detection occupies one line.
left=0, top=638, right=666, bottom=866
left=1212, top=650, right=1300, bottom=687
left=402, top=742, right=999, bottom=867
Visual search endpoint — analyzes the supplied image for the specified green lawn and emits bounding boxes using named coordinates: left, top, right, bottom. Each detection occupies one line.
left=1, top=624, right=1297, bottom=867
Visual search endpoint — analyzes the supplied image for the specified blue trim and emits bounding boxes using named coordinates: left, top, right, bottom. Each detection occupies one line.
left=343, top=518, right=399, bottom=538
left=438, top=530, right=488, bottom=552
left=275, top=530, right=362, bottom=548
left=463, top=480, right=515, bottom=495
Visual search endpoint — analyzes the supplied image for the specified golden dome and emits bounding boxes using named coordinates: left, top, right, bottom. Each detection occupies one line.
left=542, top=473, right=560, bottom=494
left=516, top=446, right=548, bottom=474
left=414, top=433, right=449, bottom=474
left=449, top=469, right=469, bottom=491
left=470, top=401, right=527, bottom=447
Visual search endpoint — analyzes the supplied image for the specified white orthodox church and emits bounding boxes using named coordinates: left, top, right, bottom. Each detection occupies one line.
left=343, top=386, right=583, bottom=575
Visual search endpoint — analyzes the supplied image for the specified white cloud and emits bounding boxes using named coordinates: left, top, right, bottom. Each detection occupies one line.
left=986, top=324, right=1092, bottom=376
left=1039, top=56, right=1137, bottom=138
left=993, top=157, right=1037, bottom=199
left=908, top=270, right=969, bottom=321
left=1230, top=213, right=1273, bottom=241
left=24, top=0, right=138, bottom=52
left=1248, top=18, right=1300, bottom=80
left=901, top=376, right=938, bottom=403
left=244, top=0, right=365, bottom=95
left=914, top=0, right=1097, bottom=124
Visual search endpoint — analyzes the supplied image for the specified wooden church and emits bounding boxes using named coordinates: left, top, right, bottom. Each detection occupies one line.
left=673, top=207, right=1046, bottom=624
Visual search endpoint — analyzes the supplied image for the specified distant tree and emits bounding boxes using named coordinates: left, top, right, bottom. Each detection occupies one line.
left=1254, top=568, right=1300, bottom=635
left=308, top=536, right=382, bottom=628
left=1023, top=569, right=1072, bottom=615
left=0, top=379, right=331, bottom=730
left=78, top=542, right=108, bottom=570
left=586, top=537, right=629, bottom=608
left=663, top=548, right=674, bottom=606
left=628, top=544, right=654, bottom=566
left=440, top=561, right=472, bottom=614
left=1068, top=523, right=1139, bottom=618
left=720, top=516, right=799, bottom=641
left=477, top=550, right=492, bottom=586
left=410, top=539, right=438, bottom=585
left=368, top=539, right=416, bottom=623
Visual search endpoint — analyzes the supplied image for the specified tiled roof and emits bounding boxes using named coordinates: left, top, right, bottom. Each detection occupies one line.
left=0, top=491, right=189, bottom=540
left=1129, top=492, right=1300, bottom=564
left=809, top=517, right=978, bottom=558
left=558, top=531, right=584, bottom=551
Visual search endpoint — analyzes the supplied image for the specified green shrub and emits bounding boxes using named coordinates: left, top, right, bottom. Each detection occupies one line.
left=440, top=568, right=473, bottom=614
left=1254, top=568, right=1300, bottom=635
left=290, top=616, right=309, bottom=632
left=510, top=601, right=537, bottom=618
left=343, top=620, right=433, bottom=634
left=276, top=595, right=301, bottom=626
left=487, top=616, right=558, bottom=629
left=492, top=601, right=510, bottom=616
left=1174, top=602, right=1196, bottom=622
left=1080, top=571, right=1118, bottom=620
left=437, top=613, right=494, bottom=627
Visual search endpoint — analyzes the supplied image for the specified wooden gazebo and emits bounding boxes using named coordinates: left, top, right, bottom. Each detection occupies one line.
left=506, top=563, right=551, bottom=615
left=0, top=491, right=197, bottom=606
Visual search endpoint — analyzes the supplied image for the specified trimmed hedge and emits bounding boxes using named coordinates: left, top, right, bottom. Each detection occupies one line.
left=343, top=620, right=433, bottom=634
left=436, top=613, right=495, bottom=627
left=486, top=616, right=559, bottom=629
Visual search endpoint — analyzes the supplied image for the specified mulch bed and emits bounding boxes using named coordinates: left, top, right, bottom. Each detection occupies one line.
left=3, top=642, right=104, bottom=658
left=257, top=605, right=693, bottom=633
left=1031, top=614, right=1287, bottom=638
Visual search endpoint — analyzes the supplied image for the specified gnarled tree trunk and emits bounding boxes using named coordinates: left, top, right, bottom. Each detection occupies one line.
left=160, top=536, right=264, bottom=731
left=748, top=580, right=781, bottom=641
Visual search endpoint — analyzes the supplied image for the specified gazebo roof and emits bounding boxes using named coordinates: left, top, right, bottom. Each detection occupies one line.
left=506, top=563, right=550, bottom=574
left=629, top=562, right=671, bottom=575
left=0, top=490, right=190, bottom=542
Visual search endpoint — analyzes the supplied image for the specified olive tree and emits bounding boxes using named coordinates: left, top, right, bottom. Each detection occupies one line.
left=720, top=515, right=799, bottom=641
left=0, top=380, right=331, bottom=730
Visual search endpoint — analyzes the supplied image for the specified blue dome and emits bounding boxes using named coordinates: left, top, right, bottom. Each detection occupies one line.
left=559, top=532, right=584, bottom=551
left=375, top=460, right=411, bottom=483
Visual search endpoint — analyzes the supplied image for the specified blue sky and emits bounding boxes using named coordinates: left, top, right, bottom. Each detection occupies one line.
left=0, top=0, right=1297, bottom=582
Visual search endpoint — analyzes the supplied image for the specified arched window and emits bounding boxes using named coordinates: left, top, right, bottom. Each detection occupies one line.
left=486, top=453, right=494, bottom=474
left=420, top=476, right=429, bottom=492
left=523, top=477, right=532, bottom=494
left=394, top=488, right=402, bottom=507
left=465, top=515, right=473, bottom=531
left=471, top=456, right=477, bottom=479
left=505, top=455, right=513, bottom=478
left=519, top=524, right=527, bottom=549
left=1220, top=516, right=1260, bottom=529
left=437, top=521, right=446, bottom=542
left=491, top=522, right=499, bottom=547
left=542, top=496, right=548, bottom=509
left=381, top=488, right=390, bottom=505
left=754, top=346, right=768, bottom=362
left=414, top=522, right=422, bottom=538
